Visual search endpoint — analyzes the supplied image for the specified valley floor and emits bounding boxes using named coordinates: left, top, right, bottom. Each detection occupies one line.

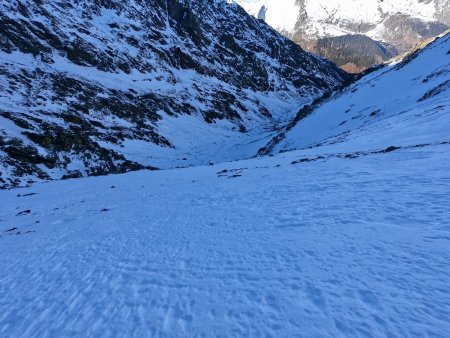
left=1, top=140, right=449, bottom=336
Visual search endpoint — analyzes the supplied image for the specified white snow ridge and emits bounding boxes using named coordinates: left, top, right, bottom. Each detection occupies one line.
left=0, top=0, right=450, bottom=337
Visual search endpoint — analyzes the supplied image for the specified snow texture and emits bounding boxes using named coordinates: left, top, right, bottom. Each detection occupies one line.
left=0, top=119, right=449, bottom=337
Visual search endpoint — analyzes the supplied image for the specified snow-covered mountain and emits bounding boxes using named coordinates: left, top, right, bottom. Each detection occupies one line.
left=0, top=0, right=348, bottom=189
left=236, top=0, right=450, bottom=72
left=259, top=30, right=450, bottom=156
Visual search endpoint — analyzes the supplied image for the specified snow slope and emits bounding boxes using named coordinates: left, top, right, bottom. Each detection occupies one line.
left=0, top=115, right=449, bottom=336
left=0, top=31, right=449, bottom=337
left=264, top=31, right=450, bottom=155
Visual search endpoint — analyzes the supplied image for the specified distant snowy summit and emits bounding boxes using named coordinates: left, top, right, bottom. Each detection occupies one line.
left=236, top=0, right=450, bottom=72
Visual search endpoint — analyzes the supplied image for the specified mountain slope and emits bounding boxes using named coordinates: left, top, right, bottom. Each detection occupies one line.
left=1, top=76, right=450, bottom=336
left=237, top=0, right=450, bottom=72
left=313, top=34, right=398, bottom=73
left=0, top=0, right=348, bottom=189
left=1, top=5, right=449, bottom=336
left=259, top=31, right=450, bottom=155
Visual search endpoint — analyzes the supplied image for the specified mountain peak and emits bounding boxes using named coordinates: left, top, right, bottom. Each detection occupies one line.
left=236, top=0, right=450, bottom=72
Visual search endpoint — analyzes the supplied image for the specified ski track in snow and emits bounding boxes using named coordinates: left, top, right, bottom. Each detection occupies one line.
left=0, top=144, right=449, bottom=337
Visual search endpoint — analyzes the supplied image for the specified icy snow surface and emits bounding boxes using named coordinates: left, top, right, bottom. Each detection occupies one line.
left=0, top=139, right=449, bottom=336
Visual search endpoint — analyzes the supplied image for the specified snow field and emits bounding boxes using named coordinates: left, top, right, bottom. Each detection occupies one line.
left=0, top=142, right=449, bottom=336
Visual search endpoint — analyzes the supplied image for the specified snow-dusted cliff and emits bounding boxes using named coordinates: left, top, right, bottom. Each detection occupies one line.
left=237, top=0, right=449, bottom=41
left=237, top=0, right=449, bottom=71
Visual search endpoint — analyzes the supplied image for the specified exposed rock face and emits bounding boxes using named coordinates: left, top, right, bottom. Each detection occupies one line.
left=236, top=0, right=450, bottom=72
left=0, top=0, right=349, bottom=189
left=312, top=35, right=398, bottom=73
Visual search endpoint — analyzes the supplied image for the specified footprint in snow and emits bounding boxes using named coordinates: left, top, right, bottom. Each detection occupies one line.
left=16, top=210, right=31, bottom=216
left=2, top=227, right=35, bottom=237
left=16, top=193, right=38, bottom=197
